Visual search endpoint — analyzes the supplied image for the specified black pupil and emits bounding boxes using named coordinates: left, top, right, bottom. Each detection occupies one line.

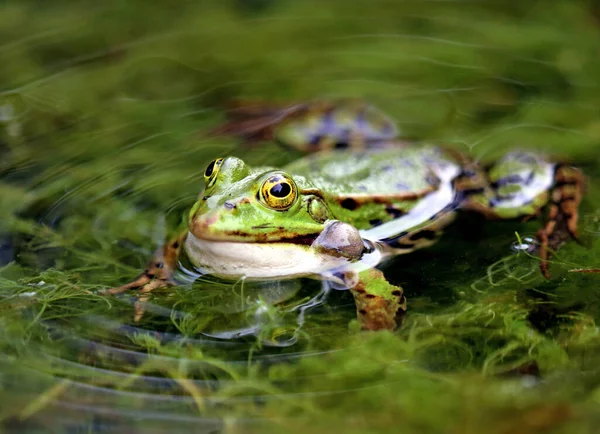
left=270, top=182, right=291, bottom=198
left=205, top=160, right=216, bottom=178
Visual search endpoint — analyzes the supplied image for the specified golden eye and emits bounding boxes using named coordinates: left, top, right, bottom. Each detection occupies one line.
left=259, top=173, right=297, bottom=210
left=204, top=158, right=224, bottom=188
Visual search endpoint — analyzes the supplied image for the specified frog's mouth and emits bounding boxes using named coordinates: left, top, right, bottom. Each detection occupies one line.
left=184, top=231, right=351, bottom=280
left=190, top=229, right=320, bottom=245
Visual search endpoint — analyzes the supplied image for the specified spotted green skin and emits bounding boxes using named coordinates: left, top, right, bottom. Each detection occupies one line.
left=189, top=147, right=443, bottom=244
left=189, top=147, right=555, bottom=251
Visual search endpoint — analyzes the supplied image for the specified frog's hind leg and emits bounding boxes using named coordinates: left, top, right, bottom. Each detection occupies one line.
left=536, top=165, right=585, bottom=278
left=210, top=99, right=401, bottom=153
left=459, top=152, right=585, bottom=277
left=209, top=101, right=308, bottom=145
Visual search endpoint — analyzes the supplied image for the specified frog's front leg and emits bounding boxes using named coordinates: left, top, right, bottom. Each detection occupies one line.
left=104, top=233, right=185, bottom=320
left=459, top=152, right=585, bottom=277
left=105, top=234, right=185, bottom=295
left=312, top=221, right=407, bottom=331
left=347, top=269, right=407, bottom=331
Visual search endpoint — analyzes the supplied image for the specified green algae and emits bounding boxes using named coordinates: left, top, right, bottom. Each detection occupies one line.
left=2, top=0, right=600, bottom=433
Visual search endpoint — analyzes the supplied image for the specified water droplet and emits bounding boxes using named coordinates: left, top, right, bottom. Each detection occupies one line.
left=511, top=236, right=537, bottom=253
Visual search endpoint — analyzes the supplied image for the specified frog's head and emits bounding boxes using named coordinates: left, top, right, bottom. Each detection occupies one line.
left=188, top=157, right=332, bottom=243
left=185, top=156, right=374, bottom=280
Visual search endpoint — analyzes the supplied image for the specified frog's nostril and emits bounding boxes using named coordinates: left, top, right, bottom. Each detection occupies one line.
left=224, top=201, right=236, bottom=210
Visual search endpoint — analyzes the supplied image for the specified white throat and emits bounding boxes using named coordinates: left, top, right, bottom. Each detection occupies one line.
left=184, top=232, right=355, bottom=280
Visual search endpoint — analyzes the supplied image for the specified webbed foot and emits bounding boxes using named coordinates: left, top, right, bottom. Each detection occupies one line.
left=103, top=236, right=184, bottom=321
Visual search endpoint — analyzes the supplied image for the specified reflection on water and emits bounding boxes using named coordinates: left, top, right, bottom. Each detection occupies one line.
left=0, top=271, right=346, bottom=432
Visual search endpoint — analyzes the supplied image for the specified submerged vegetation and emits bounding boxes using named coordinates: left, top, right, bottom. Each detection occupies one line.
left=1, top=0, right=600, bottom=432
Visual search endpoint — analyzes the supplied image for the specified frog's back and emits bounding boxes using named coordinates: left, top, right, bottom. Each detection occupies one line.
left=286, top=146, right=462, bottom=251
left=286, top=145, right=456, bottom=196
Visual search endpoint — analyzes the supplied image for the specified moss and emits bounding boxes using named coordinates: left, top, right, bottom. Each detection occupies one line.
left=1, top=0, right=600, bottom=432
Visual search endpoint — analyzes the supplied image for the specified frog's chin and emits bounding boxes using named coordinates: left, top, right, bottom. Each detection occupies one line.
left=184, top=231, right=357, bottom=280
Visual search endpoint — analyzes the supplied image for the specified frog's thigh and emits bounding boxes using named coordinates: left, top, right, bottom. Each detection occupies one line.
left=459, top=152, right=584, bottom=277
left=349, top=269, right=407, bottom=331
left=459, top=151, right=553, bottom=219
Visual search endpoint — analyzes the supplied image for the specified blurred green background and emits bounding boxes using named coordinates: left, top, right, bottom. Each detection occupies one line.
left=1, top=1, right=600, bottom=433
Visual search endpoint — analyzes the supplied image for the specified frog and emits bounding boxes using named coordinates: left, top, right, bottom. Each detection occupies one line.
left=106, top=99, right=585, bottom=331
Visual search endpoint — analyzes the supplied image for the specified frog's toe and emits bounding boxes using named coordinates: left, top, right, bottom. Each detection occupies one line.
left=102, top=270, right=174, bottom=322
left=104, top=236, right=183, bottom=296
left=102, top=263, right=175, bottom=295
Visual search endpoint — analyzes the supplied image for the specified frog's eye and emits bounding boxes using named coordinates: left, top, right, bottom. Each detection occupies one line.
left=259, top=173, right=297, bottom=211
left=204, top=158, right=224, bottom=188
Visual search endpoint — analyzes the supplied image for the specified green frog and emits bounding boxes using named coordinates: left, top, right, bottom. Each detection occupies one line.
left=106, top=100, right=585, bottom=331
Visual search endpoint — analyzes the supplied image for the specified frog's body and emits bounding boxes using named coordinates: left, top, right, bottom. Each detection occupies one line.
left=108, top=100, right=585, bottom=331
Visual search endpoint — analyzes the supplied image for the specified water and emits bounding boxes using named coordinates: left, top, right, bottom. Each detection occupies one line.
left=2, top=1, right=600, bottom=433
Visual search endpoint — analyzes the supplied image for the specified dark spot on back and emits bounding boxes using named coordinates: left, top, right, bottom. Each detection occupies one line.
left=385, top=206, right=405, bottom=218
left=173, top=241, right=180, bottom=248
left=335, top=142, right=349, bottom=149
left=365, top=294, right=376, bottom=299
left=369, top=219, right=383, bottom=227
left=358, top=309, right=367, bottom=315
left=340, top=198, right=358, bottom=210
left=409, top=230, right=437, bottom=241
